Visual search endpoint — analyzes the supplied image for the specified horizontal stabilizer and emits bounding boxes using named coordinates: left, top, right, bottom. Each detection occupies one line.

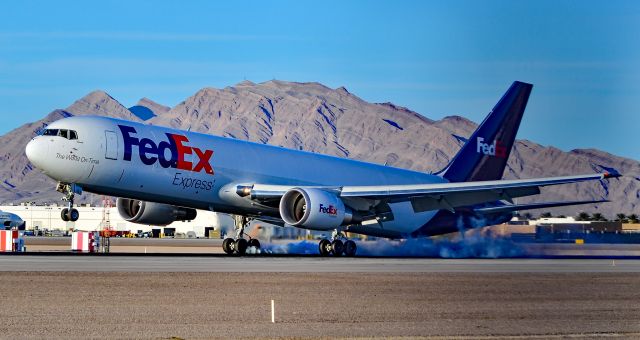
left=474, top=200, right=609, bottom=215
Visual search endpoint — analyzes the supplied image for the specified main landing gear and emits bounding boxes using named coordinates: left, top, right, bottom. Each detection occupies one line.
left=57, top=182, right=79, bottom=222
left=319, top=230, right=357, bottom=257
left=222, top=215, right=261, bottom=255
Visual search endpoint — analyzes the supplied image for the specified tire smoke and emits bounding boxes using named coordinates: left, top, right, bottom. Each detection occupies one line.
left=260, top=233, right=525, bottom=258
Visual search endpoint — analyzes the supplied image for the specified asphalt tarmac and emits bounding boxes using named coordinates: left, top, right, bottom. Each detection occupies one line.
left=5, top=244, right=640, bottom=339
left=1, top=269, right=639, bottom=339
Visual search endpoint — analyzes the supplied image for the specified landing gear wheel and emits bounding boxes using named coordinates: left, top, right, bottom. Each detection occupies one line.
left=319, top=239, right=331, bottom=256
left=235, top=238, right=248, bottom=255
left=222, top=238, right=235, bottom=254
left=68, top=208, right=79, bottom=222
left=61, top=208, right=70, bottom=222
left=344, top=240, right=357, bottom=257
left=248, top=238, right=261, bottom=250
left=331, top=239, right=344, bottom=256
left=57, top=182, right=80, bottom=222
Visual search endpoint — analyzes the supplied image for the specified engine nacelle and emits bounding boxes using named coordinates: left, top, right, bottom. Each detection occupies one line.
left=279, top=188, right=357, bottom=230
left=116, top=198, right=197, bottom=226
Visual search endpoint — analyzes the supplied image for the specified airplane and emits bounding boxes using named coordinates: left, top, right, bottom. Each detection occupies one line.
left=0, top=210, right=25, bottom=230
left=25, top=81, right=618, bottom=256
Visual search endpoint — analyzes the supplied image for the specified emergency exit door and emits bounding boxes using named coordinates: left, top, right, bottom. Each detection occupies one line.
left=105, top=130, right=118, bottom=160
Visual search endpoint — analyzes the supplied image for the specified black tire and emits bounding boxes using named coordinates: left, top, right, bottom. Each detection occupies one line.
left=235, top=238, right=248, bottom=255
left=248, top=238, right=261, bottom=250
left=61, top=208, right=70, bottom=222
left=68, top=208, right=79, bottom=222
left=318, top=239, right=331, bottom=256
left=331, top=239, right=344, bottom=256
left=222, top=238, right=235, bottom=254
left=344, top=240, right=357, bottom=257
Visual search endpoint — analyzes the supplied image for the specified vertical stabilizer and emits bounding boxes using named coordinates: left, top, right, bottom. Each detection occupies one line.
left=442, top=81, right=533, bottom=182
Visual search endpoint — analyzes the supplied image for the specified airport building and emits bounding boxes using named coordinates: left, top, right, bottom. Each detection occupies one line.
left=481, top=216, right=640, bottom=243
left=1, top=202, right=323, bottom=241
left=0, top=203, right=235, bottom=238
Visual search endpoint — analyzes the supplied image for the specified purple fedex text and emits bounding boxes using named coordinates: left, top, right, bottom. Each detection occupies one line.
left=319, top=204, right=338, bottom=215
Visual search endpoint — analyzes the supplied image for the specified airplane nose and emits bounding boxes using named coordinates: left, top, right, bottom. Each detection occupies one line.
left=25, top=138, right=46, bottom=168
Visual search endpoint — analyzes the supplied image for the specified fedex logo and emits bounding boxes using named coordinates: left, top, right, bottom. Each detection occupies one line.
left=119, top=125, right=214, bottom=175
left=476, top=137, right=507, bottom=159
left=318, top=204, right=338, bottom=216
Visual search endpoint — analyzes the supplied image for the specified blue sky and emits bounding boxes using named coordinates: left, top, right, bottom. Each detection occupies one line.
left=1, top=0, right=638, bottom=160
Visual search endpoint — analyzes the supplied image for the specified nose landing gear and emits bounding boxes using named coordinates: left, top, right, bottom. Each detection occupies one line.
left=318, top=230, right=357, bottom=257
left=57, top=182, right=80, bottom=222
left=61, top=206, right=79, bottom=222
left=222, top=215, right=262, bottom=255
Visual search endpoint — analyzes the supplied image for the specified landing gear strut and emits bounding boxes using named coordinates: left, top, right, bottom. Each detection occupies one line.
left=57, top=182, right=80, bottom=222
left=318, top=230, right=357, bottom=257
left=222, top=215, right=261, bottom=255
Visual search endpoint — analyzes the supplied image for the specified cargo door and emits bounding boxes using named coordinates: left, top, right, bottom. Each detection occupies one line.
left=105, top=130, right=118, bottom=160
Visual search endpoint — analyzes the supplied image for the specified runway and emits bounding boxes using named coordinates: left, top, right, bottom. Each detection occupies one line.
left=2, top=255, right=640, bottom=272
left=5, top=245, right=640, bottom=338
left=2, top=269, right=640, bottom=338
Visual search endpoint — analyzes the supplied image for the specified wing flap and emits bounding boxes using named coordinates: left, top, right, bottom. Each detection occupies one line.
left=409, top=186, right=540, bottom=213
left=474, top=200, right=609, bottom=215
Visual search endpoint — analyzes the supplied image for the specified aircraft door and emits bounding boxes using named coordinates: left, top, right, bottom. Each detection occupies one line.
left=105, top=130, right=118, bottom=160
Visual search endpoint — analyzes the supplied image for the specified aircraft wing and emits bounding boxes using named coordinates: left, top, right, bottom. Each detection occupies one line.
left=246, top=172, right=618, bottom=212
left=338, top=173, right=615, bottom=198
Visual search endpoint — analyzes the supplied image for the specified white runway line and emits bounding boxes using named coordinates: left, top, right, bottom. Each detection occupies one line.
left=271, top=299, right=275, bottom=323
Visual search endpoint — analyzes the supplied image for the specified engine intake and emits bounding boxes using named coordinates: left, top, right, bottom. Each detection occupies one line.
left=117, top=198, right=197, bottom=226
left=279, top=188, right=358, bottom=230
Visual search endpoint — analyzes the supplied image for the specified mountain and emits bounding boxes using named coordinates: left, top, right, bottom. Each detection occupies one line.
left=129, top=98, right=170, bottom=121
left=150, top=80, right=446, bottom=169
left=1, top=80, right=638, bottom=218
left=67, top=90, right=140, bottom=120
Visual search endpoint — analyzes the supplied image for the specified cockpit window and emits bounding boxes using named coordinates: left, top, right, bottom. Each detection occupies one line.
left=41, top=128, right=79, bottom=140
left=42, top=129, right=59, bottom=136
left=57, top=129, right=68, bottom=139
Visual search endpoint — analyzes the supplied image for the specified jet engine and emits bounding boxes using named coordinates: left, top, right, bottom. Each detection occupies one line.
left=279, top=188, right=358, bottom=230
left=116, top=198, right=197, bottom=226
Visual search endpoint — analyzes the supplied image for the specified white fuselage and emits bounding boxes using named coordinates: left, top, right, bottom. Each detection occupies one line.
left=26, top=116, right=447, bottom=235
